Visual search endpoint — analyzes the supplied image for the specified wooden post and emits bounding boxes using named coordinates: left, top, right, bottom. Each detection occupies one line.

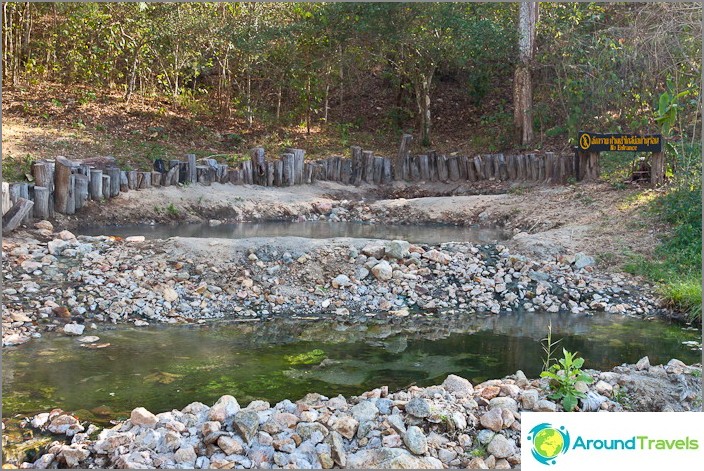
left=33, top=187, right=51, bottom=220
left=340, top=159, right=352, bottom=184
left=16, top=183, right=32, bottom=223
left=448, top=156, right=460, bottom=182
left=151, top=171, right=162, bottom=187
left=90, top=169, right=103, bottom=200
left=282, top=153, right=295, bottom=186
left=32, top=162, right=54, bottom=193
left=64, top=175, right=76, bottom=215
left=2, top=198, right=33, bottom=233
left=544, top=152, right=554, bottom=182
left=250, top=147, right=266, bottom=185
left=138, top=171, right=152, bottom=189
left=650, top=152, right=665, bottom=185
left=102, top=175, right=111, bottom=199
left=473, top=156, right=484, bottom=180
left=382, top=158, right=392, bottom=184
left=373, top=157, right=384, bottom=184
left=577, top=150, right=599, bottom=182
left=286, top=148, right=305, bottom=185
left=74, top=174, right=89, bottom=210
left=119, top=171, right=129, bottom=192
left=396, top=134, right=413, bottom=180
left=273, top=160, right=283, bottom=186
left=436, top=155, right=449, bottom=182
left=106, top=167, right=121, bottom=197
left=351, top=146, right=363, bottom=185
left=265, top=162, right=274, bottom=186
left=241, top=161, right=253, bottom=184
left=187, top=154, right=197, bottom=184
left=418, top=155, right=430, bottom=181
left=54, top=156, right=74, bottom=214
left=1, top=182, right=10, bottom=216
left=127, top=170, right=138, bottom=189
left=483, top=154, right=495, bottom=180
left=465, top=156, right=477, bottom=182
left=408, top=156, right=420, bottom=181
left=362, top=151, right=374, bottom=183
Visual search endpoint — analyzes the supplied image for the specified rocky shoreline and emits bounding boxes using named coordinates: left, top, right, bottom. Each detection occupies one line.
left=13, top=358, right=702, bottom=469
left=2, top=218, right=668, bottom=348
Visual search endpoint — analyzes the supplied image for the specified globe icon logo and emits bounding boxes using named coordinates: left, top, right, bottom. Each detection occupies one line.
left=527, top=423, right=571, bottom=465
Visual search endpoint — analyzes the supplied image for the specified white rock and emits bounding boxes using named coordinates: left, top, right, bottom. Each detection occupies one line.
left=125, top=236, right=146, bottom=243
left=63, top=324, right=85, bottom=336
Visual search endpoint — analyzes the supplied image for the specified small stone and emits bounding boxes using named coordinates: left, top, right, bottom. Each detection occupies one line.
left=487, top=434, right=515, bottom=459
left=59, top=446, right=89, bottom=467
left=594, top=380, right=613, bottom=396
left=233, top=410, right=260, bottom=444
left=217, top=436, right=244, bottom=455
left=327, top=431, right=346, bottom=467
left=422, top=249, right=451, bottom=264
left=130, top=407, right=158, bottom=428
left=125, top=236, right=146, bottom=243
left=162, top=287, right=179, bottom=302
left=332, top=416, right=358, bottom=440
left=48, top=239, right=68, bottom=255
left=76, top=336, right=99, bottom=343
left=385, top=240, right=410, bottom=259
left=58, top=230, right=76, bottom=240
left=403, top=426, right=428, bottom=455
left=488, top=397, right=518, bottom=413
left=362, top=244, right=386, bottom=259
left=574, top=252, right=595, bottom=269
left=442, top=374, right=474, bottom=397
left=174, top=445, right=197, bottom=465
left=371, top=261, right=393, bottom=281
left=534, top=400, right=557, bottom=412
left=34, top=220, right=54, bottom=231
left=468, top=457, right=489, bottom=469
left=479, top=408, right=503, bottom=432
left=520, top=389, right=539, bottom=410
left=332, top=274, right=352, bottom=288
left=351, top=401, right=379, bottom=423
left=63, top=324, right=85, bottom=336
left=209, top=395, right=240, bottom=423
left=202, top=421, right=221, bottom=436
left=636, top=356, right=650, bottom=371
left=405, top=397, right=431, bottom=418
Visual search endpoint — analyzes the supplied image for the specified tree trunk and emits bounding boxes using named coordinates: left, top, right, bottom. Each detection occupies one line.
left=415, top=68, right=434, bottom=147
left=514, top=2, right=538, bottom=147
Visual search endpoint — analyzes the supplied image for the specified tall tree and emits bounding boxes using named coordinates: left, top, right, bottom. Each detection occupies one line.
left=514, top=2, right=538, bottom=146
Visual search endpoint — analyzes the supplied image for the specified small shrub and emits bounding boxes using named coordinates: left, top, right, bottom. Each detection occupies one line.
left=540, top=348, right=593, bottom=411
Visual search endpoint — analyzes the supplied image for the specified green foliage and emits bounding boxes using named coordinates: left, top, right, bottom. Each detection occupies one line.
left=165, top=203, right=179, bottom=217
left=540, top=321, right=562, bottom=372
left=624, top=183, right=702, bottom=322
left=540, top=348, right=593, bottom=411
left=1, top=153, right=34, bottom=182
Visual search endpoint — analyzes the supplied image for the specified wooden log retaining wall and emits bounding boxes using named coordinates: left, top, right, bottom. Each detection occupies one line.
left=2, top=141, right=577, bottom=226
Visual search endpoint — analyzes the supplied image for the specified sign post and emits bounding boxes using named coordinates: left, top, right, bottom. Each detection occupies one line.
left=575, top=131, right=664, bottom=184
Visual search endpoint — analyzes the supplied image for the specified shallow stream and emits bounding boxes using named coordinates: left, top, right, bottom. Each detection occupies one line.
left=3, top=312, right=699, bottom=424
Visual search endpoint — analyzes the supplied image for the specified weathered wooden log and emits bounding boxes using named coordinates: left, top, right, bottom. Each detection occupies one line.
left=2, top=198, right=33, bottom=233
left=514, top=155, right=525, bottom=180
left=506, top=155, right=517, bottom=180
left=286, top=148, right=305, bottom=185
left=105, top=167, right=120, bottom=197
left=409, top=156, right=421, bottom=181
left=273, top=160, right=283, bottom=186
left=437, top=154, right=449, bottom=182
left=8, top=183, right=21, bottom=207
left=249, top=147, right=266, bottom=185
left=32, top=161, right=54, bottom=193
left=164, top=166, right=176, bottom=187
left=187, top=154, right=197, bottom=184
left=362, top=151, right=375, bottom=183
left=33, top=187, right=52, bottom=219
left=497, top=154, right=509, bottom=181
left=282, top=153, right=295, bottom=186
left=340, top=159, right=352, bottom=184
left=119, top=171, right=129, bottom=192
left=382, top=158, right=392, bottom=184
left=326, top=157, right=336, bottom=181
left=102, top=175, right=111, bottom=199
left=150, top=171, right=161, bottom=187
left=463, top=156, right=475, bottom=182
left=90, top=169, right=103, bottom=200
left=544, top=152, right=554, bottom=182
left=448, top=156, right=460, bottom=181
left=396, top=134, right=413, bottom=180
left=1, top=182, right=10, bottom=216
left=472, top=156, right=483, bottom=180
left=240, top=161, right=252, bottom=184
left=351, top=146, right=363, bottom=186
left=304, top=162, right=314, bottom=184
left=457, top=156, right=467, bottom=181
left=196, top=166, right=211, bottom=186
left=483, top=154, right=495, bottom=180
left=138, top=171, right=152, bottom=189
left=417, top=155, right=430, bottom=181
left=127, top=170, right=138, bottom=190
left=264, top=162, right=274, bottom=186
left=62, top=176, right=75, bottom=215
left=373, top=157, right=384, bottom=184
left=54, top=156, right=75, bottom=214
left=74, top=174, right=89, bottom=210
left=12, top=183, right=31, bottom=223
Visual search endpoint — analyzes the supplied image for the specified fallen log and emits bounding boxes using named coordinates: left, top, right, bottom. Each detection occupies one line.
left=2, top=198, right=33, bottom=233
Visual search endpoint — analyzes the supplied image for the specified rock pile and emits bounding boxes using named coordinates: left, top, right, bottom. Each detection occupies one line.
left=22, top=358, right=701, bottom=469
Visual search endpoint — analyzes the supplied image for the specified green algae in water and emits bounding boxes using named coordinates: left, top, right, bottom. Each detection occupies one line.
left=2, top=312, right=700, bottom=426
